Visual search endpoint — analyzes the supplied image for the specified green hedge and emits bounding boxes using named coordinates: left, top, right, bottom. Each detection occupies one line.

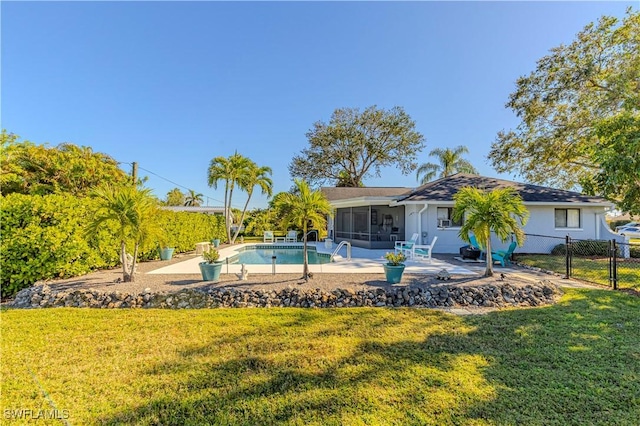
left=0, top=193, right=225, bottom=297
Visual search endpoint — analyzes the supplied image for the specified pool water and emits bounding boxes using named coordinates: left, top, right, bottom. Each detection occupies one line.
left=230, top=246, right=332, bottom=265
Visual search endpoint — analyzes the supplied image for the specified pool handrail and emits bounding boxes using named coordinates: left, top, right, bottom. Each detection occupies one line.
left=331, top=241, right=351, bottom=261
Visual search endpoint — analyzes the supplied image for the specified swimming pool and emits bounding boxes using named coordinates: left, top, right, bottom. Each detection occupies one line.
left=229, top=245, right=332, bottom=265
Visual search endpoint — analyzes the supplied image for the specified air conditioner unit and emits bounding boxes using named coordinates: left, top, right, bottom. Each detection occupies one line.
left=438, top=219, right=451, bottom=228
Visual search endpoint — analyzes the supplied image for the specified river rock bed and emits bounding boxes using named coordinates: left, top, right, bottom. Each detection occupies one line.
left=10, top=280, right=561, bottom=309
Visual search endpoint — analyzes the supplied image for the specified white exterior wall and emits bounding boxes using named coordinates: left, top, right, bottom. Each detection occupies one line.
left=413, top=203, right=609, bottom=254
left=404, top=204, right=422, bottom=243
left=418, top=204, right=465, bottom=254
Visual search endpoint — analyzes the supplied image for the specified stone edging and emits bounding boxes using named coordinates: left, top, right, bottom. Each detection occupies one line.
left=10, top=281, right=562, bottom=309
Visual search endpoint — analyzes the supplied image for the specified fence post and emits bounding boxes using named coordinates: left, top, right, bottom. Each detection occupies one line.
left=565, top=235, right=572, bottom=279
left=611, top=239, right=618, bottom=290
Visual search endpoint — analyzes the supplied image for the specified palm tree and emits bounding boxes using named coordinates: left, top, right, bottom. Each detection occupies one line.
left=453, top=187, right=529, bottom=277
left=165, top=188, right=185, bottom=206
left=273, top=179, right=333, bottom=281
left=85, top=185, right=161, bottom=282
left=184, top=189, right=204, bottom=207
left=207, top=152, right=252, bottom=243
left=231, top=164, right=273, bottom=243
left=416, top=145, right=478, bottom=184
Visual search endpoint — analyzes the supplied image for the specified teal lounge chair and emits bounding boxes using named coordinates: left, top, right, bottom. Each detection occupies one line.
left=491, top=241, right=517, bottom=267
left=469, top=234, right=485, bottom=260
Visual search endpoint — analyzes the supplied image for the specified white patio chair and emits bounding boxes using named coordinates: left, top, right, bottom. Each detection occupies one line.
left=263, top=231, right=274, bottom=243
left=412, top=236, right=438, bottom=263
left=285, top=230, right=298, bottom=242
left=394, top=233, right=419, bottom=258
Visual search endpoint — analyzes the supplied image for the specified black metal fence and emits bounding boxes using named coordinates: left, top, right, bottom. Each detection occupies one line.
left=513, top=234, right=640, bottom=290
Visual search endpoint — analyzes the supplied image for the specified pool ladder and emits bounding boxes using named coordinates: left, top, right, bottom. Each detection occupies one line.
left=330, top=241, right=351, bottom=261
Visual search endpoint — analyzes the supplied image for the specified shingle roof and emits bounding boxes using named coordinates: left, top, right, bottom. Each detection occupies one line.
left=321, top=187, right=412, bottom=201
left=399, top=173, right=611, bottom=204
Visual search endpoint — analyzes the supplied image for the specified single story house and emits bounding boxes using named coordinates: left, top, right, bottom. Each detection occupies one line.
left=322, top=173, right=620, bottom=254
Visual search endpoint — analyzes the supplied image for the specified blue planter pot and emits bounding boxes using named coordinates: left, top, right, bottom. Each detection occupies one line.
left=211, top=239, right=220, bottom=248
left=159, top=247, right=175, bottom=261
left=199, top=261, right=223, bottom=282
left=383, top=263, right=405, bottom=284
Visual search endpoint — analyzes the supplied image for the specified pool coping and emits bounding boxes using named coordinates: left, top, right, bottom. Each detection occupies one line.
left=148, top=242, right=477, bottom=276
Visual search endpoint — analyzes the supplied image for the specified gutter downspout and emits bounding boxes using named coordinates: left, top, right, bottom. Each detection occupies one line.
left=417, top=203, right=428, bottom=244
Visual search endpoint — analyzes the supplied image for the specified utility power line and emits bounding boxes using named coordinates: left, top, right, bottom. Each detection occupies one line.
left=118, top=161, right=244, bottom=208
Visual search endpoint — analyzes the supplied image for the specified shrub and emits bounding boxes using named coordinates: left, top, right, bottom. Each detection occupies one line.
left=0, top=193, right=227, bottom=297
left=551, top=240, right=616, bottom=257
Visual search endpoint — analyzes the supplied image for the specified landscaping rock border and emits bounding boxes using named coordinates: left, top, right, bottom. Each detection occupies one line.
left=10, top=281, right=562, bottom=309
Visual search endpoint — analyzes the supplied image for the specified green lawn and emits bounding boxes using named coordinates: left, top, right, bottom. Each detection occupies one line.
left=515, top=254, right=640, bottom=290
left=2, top=290, right=639, bottom=425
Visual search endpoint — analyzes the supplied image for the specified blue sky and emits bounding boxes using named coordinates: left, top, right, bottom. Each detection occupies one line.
left=2, top=1, right=636, bottom=209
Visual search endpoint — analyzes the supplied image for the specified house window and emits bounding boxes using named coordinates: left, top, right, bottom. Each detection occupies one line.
left=555, top=208, right=580, bottom=228
left=437, top=207, right=463, bottom=228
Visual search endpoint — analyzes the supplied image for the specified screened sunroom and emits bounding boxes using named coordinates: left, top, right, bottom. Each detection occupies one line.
left=333, top=205, right=406, bottom=249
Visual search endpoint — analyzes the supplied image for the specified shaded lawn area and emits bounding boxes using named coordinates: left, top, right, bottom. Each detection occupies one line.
left=2, top=289, right=639, bottom=425
left=515, top=254, right=640, bottom=290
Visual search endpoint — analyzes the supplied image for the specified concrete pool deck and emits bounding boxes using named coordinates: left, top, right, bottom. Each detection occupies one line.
left=148, top=242, right=478, bottom=276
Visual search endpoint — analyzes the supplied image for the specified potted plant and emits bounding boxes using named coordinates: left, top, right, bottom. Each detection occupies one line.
left=159, top=246, right=175, bottom=261
left=383, top=252, right=406, bottom=284
left=199, top=249, right=223, bottom=282
left=157, top=237, right=175, bottom=261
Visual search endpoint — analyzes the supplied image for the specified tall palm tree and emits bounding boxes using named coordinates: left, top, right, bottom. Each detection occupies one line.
left=273, top=179, right=333, bottom=281
left=232, top=164, right=273, bottom=243
left=453, top=187, right=529, bottom=277
left=184, top=189, right=204, bottom=207
left=207, top=152, right=252, bottom=243
left=416, top=145, right=478, bottom=184
left=85, top=185, right=161, bottom=282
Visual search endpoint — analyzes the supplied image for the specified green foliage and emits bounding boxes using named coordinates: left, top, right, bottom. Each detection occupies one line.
left=208, top=153, right=273, bottom=244
left=416, top=145, right=478, bottom=184
left=273, top=179, right=333, bottom=280
left=289, top=105, right=426, bottom=187
left=454, top=187, right=529, bottom=277
left=202, top=249, right=220, bottom=264
left=164, top=188, right=185, bottom=206
left=551, top=240, right=612, bottom=257
left=0, top=193, right=226, bottom=297
left=184, top=189, right=203, bottom=207
left=581, top=112, right=640, bottom=215
left=231, top=163, right=273, bottom=243
left=488, top=10, right=640, bottom=193
left=384, top=251, right=406, bottom=266
left=0, top=130, right=130, bottom=196
left=1, top=194, right=111, bottom=297
left=85, top=185, right=162, bottom=282
left=243, top=208, right=276, bottom=236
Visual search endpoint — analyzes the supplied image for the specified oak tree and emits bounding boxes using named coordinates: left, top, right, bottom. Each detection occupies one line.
left=488, top=10, right=639, bottom=209
left=289, top=106, right=425, bottom=187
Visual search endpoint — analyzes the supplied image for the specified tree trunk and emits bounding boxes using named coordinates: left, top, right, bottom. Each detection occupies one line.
left=231, top=190, right=253, bottom=244
left=129, top=243, right=139, bottom=282
left=302, top=223, right=309, bottom=281
left=224, top=183, right=232, bottom=244
left=120, top=241, right=130, bottom=282
left=484, top=237, right=493, bottom=277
